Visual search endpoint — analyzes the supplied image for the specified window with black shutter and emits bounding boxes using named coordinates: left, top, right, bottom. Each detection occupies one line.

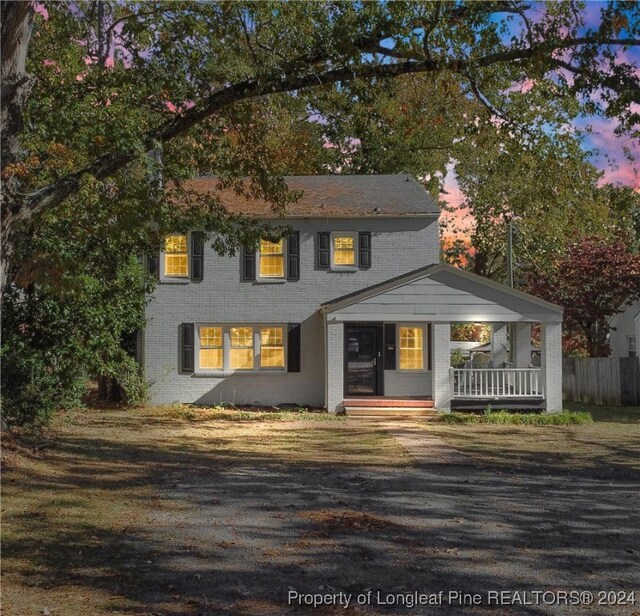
left=147, top=254, right=159, bottom=278
left=180, top=323, right=195, bottom=374
left=241, top=245, right=256, bottom=281
left=191, top=232, right=204, bottom=281
left=358, top=231, right=371, bottom=269
left=287, top=232, right=300, bottom=281
left=287, top=323, right=301, bottom=372
left=317, top=232, right=330, bottom=269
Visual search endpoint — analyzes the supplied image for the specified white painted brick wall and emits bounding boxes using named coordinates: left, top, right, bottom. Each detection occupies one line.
left=325, top=320, right=345, bottom=413
left=432, top=322, right=452, bottom=410
left=491, top=323, right=509, bottom=367
left=144, top=217, right=440, bottom=406
left=513, top=323, right=532, bottom=368
left=541, top=322, right=563, bottom=412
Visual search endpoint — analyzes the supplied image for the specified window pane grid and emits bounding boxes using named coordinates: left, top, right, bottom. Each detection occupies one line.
left=230, top=327, right=254, bottom=369
left=199, top=326, right=223, bottom=370
left=164, top=234, right=188, bottom=277
left=261, top=327, right=284, bottom=368
left=259, top=239, right=284, bottom=277
left=333, top=235, right=355, bottom=266
left=399, top=327, right=424, bottom=370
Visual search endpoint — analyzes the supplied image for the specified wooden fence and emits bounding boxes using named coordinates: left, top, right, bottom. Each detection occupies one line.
left=563, top=357, right=640, bottom=406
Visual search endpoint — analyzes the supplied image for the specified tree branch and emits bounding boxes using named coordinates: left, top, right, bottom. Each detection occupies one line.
left=16, top=32, right=640, bottom=224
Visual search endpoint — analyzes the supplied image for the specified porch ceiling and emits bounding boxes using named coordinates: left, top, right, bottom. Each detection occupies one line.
left=322, top=264, right=563, bottom=324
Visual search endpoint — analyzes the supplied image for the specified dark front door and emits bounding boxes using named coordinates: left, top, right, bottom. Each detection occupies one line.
left=345, top=324, right=383, bottom=396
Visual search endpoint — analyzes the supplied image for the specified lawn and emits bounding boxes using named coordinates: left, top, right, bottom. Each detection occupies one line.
left=1, top=407, right=409, bottom=616
left=429, top=403, right=640, bottom=478
left=2, top=404, right=638, bottom=616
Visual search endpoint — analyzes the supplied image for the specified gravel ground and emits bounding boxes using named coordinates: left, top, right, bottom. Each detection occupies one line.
left=3, top=414, right=639, bottom=616
left=140, top=422, right=640, bottom=616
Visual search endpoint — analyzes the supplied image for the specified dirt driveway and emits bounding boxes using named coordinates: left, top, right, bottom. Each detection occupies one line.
left=2, top=409, right=639, bottom=616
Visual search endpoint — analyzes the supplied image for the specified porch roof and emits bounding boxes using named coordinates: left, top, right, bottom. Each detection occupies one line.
left=321, top=264, right=563, bottom=324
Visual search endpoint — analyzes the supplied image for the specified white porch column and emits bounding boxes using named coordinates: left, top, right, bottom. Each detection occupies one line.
left=491, top=323, right=509, bottom=367
left=325, top=319, right=344, bottom=414
left=432, top=322, right=452, bottom=411
left=513, top=323, right=532, bottom=368
left=541, top=322, right=563, bottom=413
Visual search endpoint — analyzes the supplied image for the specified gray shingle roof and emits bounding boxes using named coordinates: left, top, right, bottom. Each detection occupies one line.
left=181, top=174, right=440, bottom=217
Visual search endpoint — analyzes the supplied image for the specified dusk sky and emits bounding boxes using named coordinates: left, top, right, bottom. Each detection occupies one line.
left=441, top=1, right=639, bottom=235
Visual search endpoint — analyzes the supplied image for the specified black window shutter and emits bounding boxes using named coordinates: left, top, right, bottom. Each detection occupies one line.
left=384, top=323, right=396, bottom=370
left=358, top=231, right=371, bottom=269
left=317, top=232, right=330, bottom=269
left=427, top=323, right=432, bottom=371
left=241, top=246, right=256, bottom=281
left=147, top=254, right=159, bottom=278
left=181, top=323, right=194, bottom=374
left=287, top=231, right=300, bottom=281
left=191, top=232, right=204, bottom=281
left=287, top=323, right=301, bottom=372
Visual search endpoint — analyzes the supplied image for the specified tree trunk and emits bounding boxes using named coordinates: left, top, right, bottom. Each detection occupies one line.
left=1, top=1, right=34, bottom=286
left=97, top=375, right=125, bottom=403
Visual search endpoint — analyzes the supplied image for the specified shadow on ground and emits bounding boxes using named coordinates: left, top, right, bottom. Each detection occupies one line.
left=2, top=411, right=639, bottom=616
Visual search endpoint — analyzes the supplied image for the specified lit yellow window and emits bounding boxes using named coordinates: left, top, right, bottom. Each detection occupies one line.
left=333, top=235, right=355, bottom=265
left=199, top=326, right=223, bottom=370
left=260, top=327, right=285, bottom=368
left=164, top=234, right=188, bottom=277
left=230, top=326, right=254, bottom=369
left=259, top=239, right=284, bottom=278
left=399, top=326, right=424, bottom=370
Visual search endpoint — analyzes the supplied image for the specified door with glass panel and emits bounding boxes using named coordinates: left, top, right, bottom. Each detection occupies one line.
left=344, top=324, right=383, bottom=396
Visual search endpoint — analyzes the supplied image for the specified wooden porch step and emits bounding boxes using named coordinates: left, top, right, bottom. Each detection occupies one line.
left=343, top=398, right=434, bottom=409
left=345, top=407, right=439, bottom=418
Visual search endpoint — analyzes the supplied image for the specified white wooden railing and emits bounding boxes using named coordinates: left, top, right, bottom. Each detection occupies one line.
left=451, top=368, right=543, bottom=398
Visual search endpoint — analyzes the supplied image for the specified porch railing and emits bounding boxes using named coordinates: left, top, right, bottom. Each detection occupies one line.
left=451, top=368, right=543, bottom=398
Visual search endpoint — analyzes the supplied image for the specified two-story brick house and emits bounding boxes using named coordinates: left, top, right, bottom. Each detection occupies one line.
left=142, top=175, right=563, bottom=414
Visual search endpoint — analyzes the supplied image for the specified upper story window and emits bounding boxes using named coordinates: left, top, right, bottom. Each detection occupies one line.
left=399, top=325, right=425, bottom=371
left=332, top=233, right=356, bottom=266
left=629, top=336, right=637, bottom=358
left=258, top=239, right=285, bottom=279
left=164, top=234, right=188, bottom=277
left=331, top=232, right=357, bottom=268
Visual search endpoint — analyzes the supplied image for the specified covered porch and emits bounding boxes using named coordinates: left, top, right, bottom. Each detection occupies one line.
left=320, top=264, right=563, bottom=414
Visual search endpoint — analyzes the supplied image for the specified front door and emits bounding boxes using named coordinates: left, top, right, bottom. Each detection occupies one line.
left=345, top=324, right=383, bottom=396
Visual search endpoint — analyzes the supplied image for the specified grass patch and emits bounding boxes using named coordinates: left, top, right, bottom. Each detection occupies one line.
left=2, top=406, right=407, bottom=616
left=429, top=405, right=640, bottom=477
left=440, top=410, right=593, bottom=425
left=160, top=403, right=345, bottom=422
left=565, top=401, right=640, bottom=422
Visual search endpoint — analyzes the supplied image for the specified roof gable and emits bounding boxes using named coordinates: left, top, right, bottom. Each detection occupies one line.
left=323, top=264, right=563, bottom=323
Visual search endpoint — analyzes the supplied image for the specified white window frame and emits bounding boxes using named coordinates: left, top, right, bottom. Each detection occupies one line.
left=259, top=325, right=287, bottom=371
left=160, top=232, right=190, bottom=283
left=330, top=231, right=358, bottom=271
left=197, top=325, right=224, bottom=372
left=628, top=335, right=637, bottom=358
left=256, top=238, right=287, bottom=282
left=195, top=324, right=287, bottom=373
left=397, top=323, right=428, bottom=373
left=229, top=326, right=257, bottom=371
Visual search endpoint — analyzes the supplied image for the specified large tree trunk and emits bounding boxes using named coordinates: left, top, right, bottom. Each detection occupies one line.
left=1, top=1, right=34, bottom=286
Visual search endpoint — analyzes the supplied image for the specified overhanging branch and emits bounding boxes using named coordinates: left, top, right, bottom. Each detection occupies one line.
left=16, top=33, right=640, bottom=224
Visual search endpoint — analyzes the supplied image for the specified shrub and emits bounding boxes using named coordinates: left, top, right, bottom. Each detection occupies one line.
left=440, top=411, right=593, bottom=425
